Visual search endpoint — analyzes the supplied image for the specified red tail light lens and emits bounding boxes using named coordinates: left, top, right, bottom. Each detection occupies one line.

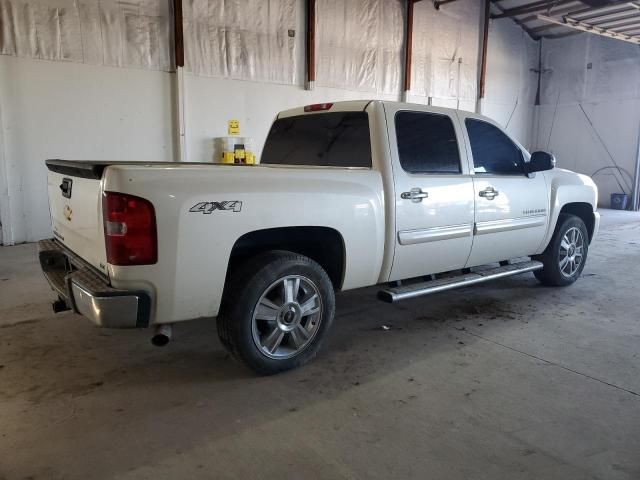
left=102, top=192, right=157, bottom=266
left=304, top=103, right=333, bottom=112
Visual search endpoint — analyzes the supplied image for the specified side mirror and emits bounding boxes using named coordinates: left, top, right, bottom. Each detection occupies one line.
left=528, top=151, right=556, bottom=173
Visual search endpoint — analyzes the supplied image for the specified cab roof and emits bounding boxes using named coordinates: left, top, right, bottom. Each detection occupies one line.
left=277, top=100, right=376, bottom=118
left=276, top=100, right=480, bottom=119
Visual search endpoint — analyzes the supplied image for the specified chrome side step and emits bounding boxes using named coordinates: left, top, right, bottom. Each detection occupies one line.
left=377, top=260, right=543, bottom=303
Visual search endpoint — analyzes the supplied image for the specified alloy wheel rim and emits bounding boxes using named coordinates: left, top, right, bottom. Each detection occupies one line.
left=559, top=227, right=584, bottom=278
left=251, top=275, right=323, bottom=359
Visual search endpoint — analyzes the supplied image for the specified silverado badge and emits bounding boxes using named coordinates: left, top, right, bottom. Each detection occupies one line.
left=522, top=208, right=546, bottom=216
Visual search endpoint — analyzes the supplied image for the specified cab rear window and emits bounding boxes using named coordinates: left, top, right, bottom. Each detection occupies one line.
left=261, top=112, right=372, bottom=168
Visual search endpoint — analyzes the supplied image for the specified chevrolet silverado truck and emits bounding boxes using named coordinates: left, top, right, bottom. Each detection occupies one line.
left=39, top=100, right=599, bottom=374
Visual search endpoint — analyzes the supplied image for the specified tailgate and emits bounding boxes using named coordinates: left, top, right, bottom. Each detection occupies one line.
left=46, top=160, right=108, bottom=274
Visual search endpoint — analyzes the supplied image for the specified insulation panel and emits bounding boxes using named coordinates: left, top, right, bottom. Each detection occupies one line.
left=0, top=0, right=172, bottom=70
left=315, top=0, right=404, bottom=94
left=411, top=0, right=481, bottom=103
left=183, top=0, right=298, bottom=84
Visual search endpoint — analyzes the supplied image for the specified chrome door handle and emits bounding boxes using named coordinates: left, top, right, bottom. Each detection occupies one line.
left=401, top=188, right=429, bottom=203
left=479, top=187, right=499, bottom=200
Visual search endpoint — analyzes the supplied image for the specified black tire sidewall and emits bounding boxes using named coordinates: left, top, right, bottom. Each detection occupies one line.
left=540, top=215, right=589, bottom=286
left=221, top=251, right=335, bottom=375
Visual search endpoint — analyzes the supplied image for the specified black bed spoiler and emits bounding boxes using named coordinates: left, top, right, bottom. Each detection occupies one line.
left=45, top=159, right=112, bottom=180
left=45, top=159, right=237, bottom=178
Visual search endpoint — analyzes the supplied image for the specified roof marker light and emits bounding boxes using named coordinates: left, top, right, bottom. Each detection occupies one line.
left=304, top=103, right=333, bottom=112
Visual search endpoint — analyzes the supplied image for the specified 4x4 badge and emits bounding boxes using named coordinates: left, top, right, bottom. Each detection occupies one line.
left=189, top=201, right=242, bottom=214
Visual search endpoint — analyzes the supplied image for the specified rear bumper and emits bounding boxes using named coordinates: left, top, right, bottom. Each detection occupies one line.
left=38, top=239, right=151, bottom=328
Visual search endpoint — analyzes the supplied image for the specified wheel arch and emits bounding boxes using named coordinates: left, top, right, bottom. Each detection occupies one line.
left=536, top=200, right=597, bottom=255
left=227, top=226, right=346, bottom=290
left=559, top=202, right=596, bottom=242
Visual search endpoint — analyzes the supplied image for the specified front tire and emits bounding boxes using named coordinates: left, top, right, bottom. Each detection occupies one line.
left=217, top=251, right=335, bottom=375
left=533, top=213, right=589, bottom=287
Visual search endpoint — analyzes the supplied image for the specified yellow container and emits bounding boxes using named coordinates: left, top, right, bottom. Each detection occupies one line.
left=222, top=151, right=235, bottom=164
left=215, top=136, right=256, bottom=164
left=234, top=147, right=246, bottom=161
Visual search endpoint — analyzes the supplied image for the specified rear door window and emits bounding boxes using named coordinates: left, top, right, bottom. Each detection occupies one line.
left=261, top=112, right=372, bottom=168
left=395, top=111, right=461, bottom=174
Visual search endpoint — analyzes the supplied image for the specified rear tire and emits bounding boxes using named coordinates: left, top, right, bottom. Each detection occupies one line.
left=533, top=213, right=589, bottom=287
left=217, top=251, right=335, bottom=375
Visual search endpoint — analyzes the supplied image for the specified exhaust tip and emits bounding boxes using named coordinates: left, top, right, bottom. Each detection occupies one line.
left=151, top=334, right=170, bottom=347
left=151, top=324, right=173, bottom=347
left=52, top=298, right=71, bottom=313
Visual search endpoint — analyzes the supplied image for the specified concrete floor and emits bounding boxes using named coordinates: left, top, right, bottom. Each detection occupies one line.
left=1, top=209, right=639, bottom=480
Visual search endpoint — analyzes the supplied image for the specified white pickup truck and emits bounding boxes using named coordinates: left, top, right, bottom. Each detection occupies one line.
left=40, top=100, right=599, bottom=374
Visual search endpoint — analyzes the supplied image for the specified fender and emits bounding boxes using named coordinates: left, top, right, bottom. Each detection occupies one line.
left=535, top=169, right=599, bottom=255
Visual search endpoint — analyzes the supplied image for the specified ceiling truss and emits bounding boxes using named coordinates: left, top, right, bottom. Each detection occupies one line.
left=490, top=1, right=640, bottom=43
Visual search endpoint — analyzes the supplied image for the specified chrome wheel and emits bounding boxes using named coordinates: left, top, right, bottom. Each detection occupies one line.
left=559, top=226, right=584, bottom=278
left=251, top=275, right=323, bottom=359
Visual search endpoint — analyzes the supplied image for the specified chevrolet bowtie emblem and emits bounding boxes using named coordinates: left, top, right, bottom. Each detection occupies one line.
left=63, top=205, right=73, bottom=221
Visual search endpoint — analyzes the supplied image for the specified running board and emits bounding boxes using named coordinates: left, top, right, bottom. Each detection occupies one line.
left=377, top=260, right=543, bottom=303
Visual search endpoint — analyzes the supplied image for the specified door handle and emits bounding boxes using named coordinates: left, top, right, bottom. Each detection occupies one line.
left=59, top=178, right=73, bottom=199
left=479, top=187, right=499, bottom=200
left=401, top=188, right=429, bottom=203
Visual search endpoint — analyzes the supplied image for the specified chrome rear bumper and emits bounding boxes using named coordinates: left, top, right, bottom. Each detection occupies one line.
left=38, top=239, right=150, bottom=328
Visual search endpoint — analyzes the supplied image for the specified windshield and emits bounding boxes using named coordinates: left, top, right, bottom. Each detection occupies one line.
left=261, top=112, right=372, bottom=168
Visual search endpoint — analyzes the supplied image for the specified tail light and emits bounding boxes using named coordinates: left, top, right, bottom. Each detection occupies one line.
left=304, top=103, right=333, bottom=112
left=102, top=192, right=157, bottom=266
